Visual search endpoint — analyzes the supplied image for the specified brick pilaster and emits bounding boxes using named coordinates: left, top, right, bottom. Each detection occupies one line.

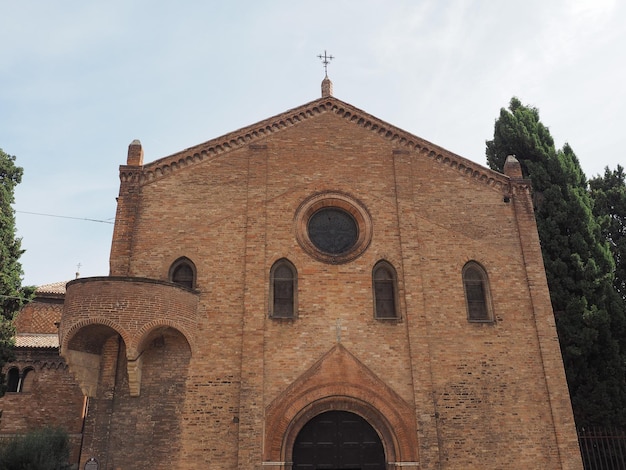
left=507, top=163, right=583, bottom=470
left=237, top=143, right=269, bottom=469
left=392, top=149, right=441, bottom=468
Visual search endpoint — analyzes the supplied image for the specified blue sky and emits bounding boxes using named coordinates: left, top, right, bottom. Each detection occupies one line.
left=2, top=0, right=625, bottom=286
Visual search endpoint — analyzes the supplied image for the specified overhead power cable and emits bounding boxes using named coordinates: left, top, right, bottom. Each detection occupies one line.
left=16, top=211, right=114, bottom=224
left=0, top=294, right=32, bottom=302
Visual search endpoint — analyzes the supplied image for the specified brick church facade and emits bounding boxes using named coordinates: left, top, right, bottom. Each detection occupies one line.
left=2, top=78, right=583, bottom=469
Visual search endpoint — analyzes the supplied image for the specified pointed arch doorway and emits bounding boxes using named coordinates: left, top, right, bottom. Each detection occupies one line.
left=292, top=410, right=386, bottom=470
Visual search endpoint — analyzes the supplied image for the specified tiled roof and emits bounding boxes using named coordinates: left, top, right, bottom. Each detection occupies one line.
left=36, top=281, right=68, bottom=295
left=15, top=333, right=59, bottom=349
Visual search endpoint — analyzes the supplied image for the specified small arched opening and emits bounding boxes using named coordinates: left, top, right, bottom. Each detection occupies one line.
left=64, top=323, right=127, bottom=397
left=169, top=257, right=197, bottom=289
left=6, top=367, right=19, bottom=393
left=20, top=367, right=34, bottom=392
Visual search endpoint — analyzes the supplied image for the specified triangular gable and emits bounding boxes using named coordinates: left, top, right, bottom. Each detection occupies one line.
left=264, top=344, right=418, bottom=463
left=123, top=96, right=511, bottom=193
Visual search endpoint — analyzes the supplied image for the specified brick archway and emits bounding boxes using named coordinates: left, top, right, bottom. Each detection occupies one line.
left=264, top=345, right=419, bottom=468
left=283, top=396, right=397, bottom=468
left=292, top=409, right=386, bottom=469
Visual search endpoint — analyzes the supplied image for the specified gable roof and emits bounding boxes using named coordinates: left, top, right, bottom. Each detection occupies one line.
left=122, top=96, right=511, bottom=192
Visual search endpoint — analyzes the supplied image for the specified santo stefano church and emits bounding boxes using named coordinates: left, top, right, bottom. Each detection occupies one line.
left=1, top=75, right=583, bottom=469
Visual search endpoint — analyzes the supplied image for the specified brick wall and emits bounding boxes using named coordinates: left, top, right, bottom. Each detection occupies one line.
left=53, top=96, right=581, bottom=469
left=0, top=348, right=85, bottom=465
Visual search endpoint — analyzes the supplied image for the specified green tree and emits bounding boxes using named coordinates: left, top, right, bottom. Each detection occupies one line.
left=486, top=98, right=626, bottom=427
left=0, top=426, right=71, bottom=469
left=0, top=148, right=34, bottom=395
left=590, top=165, right=626, bottom=304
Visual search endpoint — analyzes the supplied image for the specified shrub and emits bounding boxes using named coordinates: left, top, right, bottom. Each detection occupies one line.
left=0, top=427, right=71, bottom=470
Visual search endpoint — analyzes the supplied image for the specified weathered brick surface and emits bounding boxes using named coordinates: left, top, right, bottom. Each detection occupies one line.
left=1, top=293, right=85, bottom=467
left=13, top=300, right=63, bottom=333
left=39, top=95, right=581, bottom=469
left=77, top=330, right=191, bottom=470
left=0, top=348, right=85, bottom=465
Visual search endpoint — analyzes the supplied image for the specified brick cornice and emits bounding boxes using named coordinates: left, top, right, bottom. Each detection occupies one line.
left=123, top=97, right=515, bottom=192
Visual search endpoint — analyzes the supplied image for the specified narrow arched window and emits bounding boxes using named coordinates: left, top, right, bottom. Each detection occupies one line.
left=463, top=261, right=493, bottom=322
left=169, top=257, right=196, bottom=289
left=20, top=368, right=34, bottom=393
left=373, top=261, right=399, bottom=319
left=270, top=259, right=297, bottom=318
left=6, top=367, right=19, bottom=393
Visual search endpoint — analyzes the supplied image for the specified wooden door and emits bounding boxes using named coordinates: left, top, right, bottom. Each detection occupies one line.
left=292, top=411, right=385, bottom=470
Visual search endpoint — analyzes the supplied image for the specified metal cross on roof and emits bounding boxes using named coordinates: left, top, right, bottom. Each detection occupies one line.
left=317, top=50, right=334, bottom=76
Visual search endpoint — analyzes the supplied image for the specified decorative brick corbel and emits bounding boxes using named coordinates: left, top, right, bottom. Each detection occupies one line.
left=127, top=354, right=143, bottom=397
left=64, top=349, right=100, bottom=398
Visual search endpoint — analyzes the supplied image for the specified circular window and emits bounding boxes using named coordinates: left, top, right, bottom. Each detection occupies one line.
left=308, top=208, right=358, bottom=255
left=295, top=192, right=372, bottom=264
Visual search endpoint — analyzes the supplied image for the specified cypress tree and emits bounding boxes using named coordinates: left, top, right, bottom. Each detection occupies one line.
left=590, top=165, right=626, bottom=304
left=486, top=98, right=626, bottom=427
left=0, top=148, right=34, bottom=394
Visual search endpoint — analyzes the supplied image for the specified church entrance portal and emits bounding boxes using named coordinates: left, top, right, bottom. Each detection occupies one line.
left=292, top=410, right=386, bottom=470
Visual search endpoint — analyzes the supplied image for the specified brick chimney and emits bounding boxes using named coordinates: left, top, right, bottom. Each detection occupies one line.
left=110, top=140, right=144, bottom=276
left=127, top=139, right=144, bottom=166
left=503, top=155, right=523, bottom=179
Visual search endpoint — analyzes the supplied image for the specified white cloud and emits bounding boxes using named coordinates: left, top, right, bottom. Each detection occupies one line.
left=2, top=0, right=626, bottom=285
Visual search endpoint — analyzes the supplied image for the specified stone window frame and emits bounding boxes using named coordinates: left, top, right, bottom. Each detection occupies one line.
left=373, top=260, right=400, bottom=320
left=462, top=261, right=494, bottom=323
left=169, top=257, right=197, bottom=289
left=269, top=258, right=298, bottom=319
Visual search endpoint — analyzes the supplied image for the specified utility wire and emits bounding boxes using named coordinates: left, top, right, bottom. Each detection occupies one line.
left=0, top=294, right=32, bottom=302
left=16, top=211, right=114, bottom=225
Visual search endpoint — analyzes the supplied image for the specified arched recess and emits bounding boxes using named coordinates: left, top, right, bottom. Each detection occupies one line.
left=63, top=321, right=129, bottom=397
left=168, top=257, right=197, bottom=289
left=283, top=396, right=398, bottom=467
left=264, top=345, right=418, bottom=466
left=133, top=320, right=196, bottom=358
left=292, top=409, right=385, bottom=469
left=129, top=324, right=193, bottom=396
left=101, top=325, right=192, bottom=466
left=6, top=367, right=19, bottom=392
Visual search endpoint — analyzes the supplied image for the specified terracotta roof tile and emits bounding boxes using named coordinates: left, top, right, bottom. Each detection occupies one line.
left=36, top=281, right=68, bottom=295
left=15, top=333, right=59, bottom=349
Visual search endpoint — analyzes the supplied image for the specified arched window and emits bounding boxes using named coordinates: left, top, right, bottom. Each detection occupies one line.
left=270, top=259, right=297, bottom=318
left=169, top=257, right=196, bottom=289
left=463, top=261, right=493, bottom=322
left=6, top=367, right=19, bottom=393
left=373, top=261, right=399, bottom=319
left=21, top=368, right=34, bottom=393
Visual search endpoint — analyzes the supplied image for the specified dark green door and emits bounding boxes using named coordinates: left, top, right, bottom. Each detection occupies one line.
left=292, top=411, right=385, bottom=470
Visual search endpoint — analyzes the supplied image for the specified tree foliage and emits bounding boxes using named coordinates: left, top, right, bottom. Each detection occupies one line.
left=0, top=148, right=34, bottom=394
left=0, top=426, right=71, bottom=470
left=590, top=166, right=626, bottom=304
left=486, top=98, right=626, bottom=427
